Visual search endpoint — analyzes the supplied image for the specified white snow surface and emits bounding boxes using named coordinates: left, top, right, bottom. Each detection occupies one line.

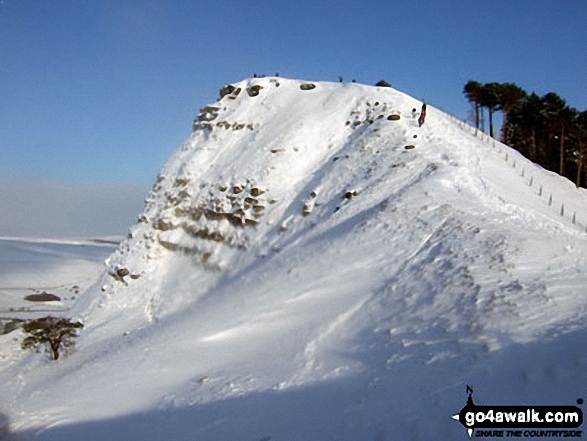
left=0, top=237, right=117, bottom=355
left=2, top=78, right=587, bottom=440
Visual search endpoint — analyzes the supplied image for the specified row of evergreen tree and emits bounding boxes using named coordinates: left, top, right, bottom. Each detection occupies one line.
left=463, top=81, right=587, bottom=188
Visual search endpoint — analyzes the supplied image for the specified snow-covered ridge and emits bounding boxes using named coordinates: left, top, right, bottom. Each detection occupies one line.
left=3, top=77, right=587, bottom=440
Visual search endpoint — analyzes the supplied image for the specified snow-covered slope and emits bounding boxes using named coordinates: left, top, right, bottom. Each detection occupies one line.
left=2, top=78, right=587, bottom=440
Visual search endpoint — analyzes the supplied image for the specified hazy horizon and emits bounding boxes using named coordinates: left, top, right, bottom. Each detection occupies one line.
left=0, top=178, right=150, bottom=238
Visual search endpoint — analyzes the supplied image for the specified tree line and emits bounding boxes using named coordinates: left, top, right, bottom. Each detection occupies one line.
left=463, top=81, right=587, bottom=188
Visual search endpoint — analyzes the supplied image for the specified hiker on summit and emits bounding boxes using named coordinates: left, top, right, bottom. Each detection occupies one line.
left=418, top=103, right=427, bottom=127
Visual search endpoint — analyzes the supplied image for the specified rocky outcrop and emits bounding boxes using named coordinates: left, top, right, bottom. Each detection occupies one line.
left=247, top=85, right=263, bottom=97
left=150, top=179, right=271, bottom=268
left=24, top=292, right=61, bottom=302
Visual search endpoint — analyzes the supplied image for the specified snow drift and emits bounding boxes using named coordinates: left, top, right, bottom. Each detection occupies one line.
left=2, top=78, right=587, bottom=441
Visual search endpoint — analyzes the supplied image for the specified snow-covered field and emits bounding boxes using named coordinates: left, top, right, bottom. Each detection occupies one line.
left=0, top=238, right=117, bottom=324
left=1, top=78, right=586, bottom=440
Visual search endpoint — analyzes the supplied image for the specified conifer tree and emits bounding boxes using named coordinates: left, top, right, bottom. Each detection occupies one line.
left=463, top=81, right=483, bottom=130
left=465, top=81, right=585, bottom=187
left=576, top=111, right=587, bottom=187
left=479, top=83, right=501, bottom=138
left=497, top=83, right=527, bottom=143
left=541, top=93, right=569, bottom=174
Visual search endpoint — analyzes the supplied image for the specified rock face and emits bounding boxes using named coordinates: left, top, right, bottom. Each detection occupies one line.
left=151, top=179, right=268, bottom=261
left=84, top=77, right=431, bottom=322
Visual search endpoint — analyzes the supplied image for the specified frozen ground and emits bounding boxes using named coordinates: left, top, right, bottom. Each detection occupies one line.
left=1, top=78, right=586, bottom=441
left=0, top=238, right=117, bottom=329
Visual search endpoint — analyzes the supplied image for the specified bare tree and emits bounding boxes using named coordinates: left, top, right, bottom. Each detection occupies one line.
left=22, top=317, right=83, bottom=360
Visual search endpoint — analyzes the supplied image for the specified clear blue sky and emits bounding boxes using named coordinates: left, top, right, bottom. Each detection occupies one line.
left=2, top=0, right=586, bottom=184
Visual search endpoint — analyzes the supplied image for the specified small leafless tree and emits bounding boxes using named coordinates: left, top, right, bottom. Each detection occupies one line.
left=21, top=317, right=83, bottom=360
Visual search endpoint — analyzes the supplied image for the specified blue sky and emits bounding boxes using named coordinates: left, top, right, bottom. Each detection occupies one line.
left=1, top=0, right=586, bottom=184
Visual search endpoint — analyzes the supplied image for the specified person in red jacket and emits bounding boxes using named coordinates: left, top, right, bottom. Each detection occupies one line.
left=418, top=103, right=427, bottom=127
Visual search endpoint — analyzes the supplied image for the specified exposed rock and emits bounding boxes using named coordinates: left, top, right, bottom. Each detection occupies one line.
left=151, top=180, right=270, bottom=267
left=220, top=84, right=235, bottom=98
left=250, top=187, right=265, bottom=197
left=247, top=85, right=263, bottom=97
left=159, top=240, right=179, bottom=252
left=193, top=123, right=214, bottom=132
left=220, top=84, right=243, bottom=99
left=303, top=191, right=318, bottom=215
left=197, top=228, right=225, bottom=243
left=2, top=318, right=25, bottom=334
left=117, top=268, right=130, bottom=278
left=229, top=87, right=242, bottom=99
left=109, top=267, right=132, bottom=283
left=24, top=292, right=61, bottom=302
left=387, top=114, right=401, bottom=121
left=196, top=106, right=220, bottom=122
left=376, top=80, right=392, bottom=87
left=154, top=218, right=179, bottom=231
left=300, top=83, right=316, bottom=91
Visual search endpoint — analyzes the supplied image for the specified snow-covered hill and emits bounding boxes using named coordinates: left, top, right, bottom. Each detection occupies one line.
left=2, top=78, right=587, bottom=440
